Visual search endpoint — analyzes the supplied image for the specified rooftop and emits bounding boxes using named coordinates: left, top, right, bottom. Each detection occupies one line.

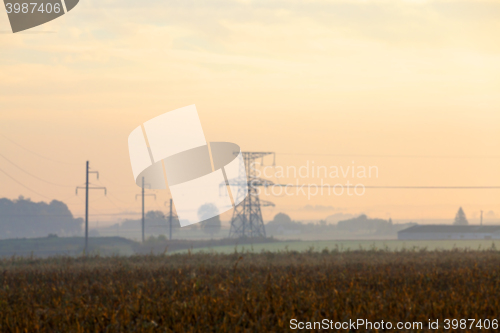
left=399, top=225, right=500, bottom=234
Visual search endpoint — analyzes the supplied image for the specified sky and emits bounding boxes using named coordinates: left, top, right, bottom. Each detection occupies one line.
left=0, top=0, right=499, bottom=226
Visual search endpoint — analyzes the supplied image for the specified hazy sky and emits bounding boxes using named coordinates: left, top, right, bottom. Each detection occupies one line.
left=1, top=0, right=499, bottom=225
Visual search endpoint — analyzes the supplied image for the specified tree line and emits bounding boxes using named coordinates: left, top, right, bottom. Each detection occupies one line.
left=0, top=196, right=83, bottom=239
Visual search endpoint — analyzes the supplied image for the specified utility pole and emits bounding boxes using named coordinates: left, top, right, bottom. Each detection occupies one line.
left=136, top=177, right=155, bottom=242
left=163, top=199, right=178, bottom=241
left=142, top=177, right=145, bottom=242
left=76, top=161, right=106, bottom=254
left=481, top=210, right=483, bottom=226
left=169, top=198, right=173, bottom=241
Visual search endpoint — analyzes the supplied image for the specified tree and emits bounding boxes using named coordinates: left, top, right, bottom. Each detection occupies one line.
left=0, top=197, right=82, bottom=238
left=146, top=210, right=181, bottom=232
left=146, top=210, right=165, bottom=221
left=265, top=213, right=296, bottom=236
left=120, top=210, right=180, bottom=236
left=337, top=214, right=390, bottom=233
left=454, top=207, right=468, bottom=225
left=198, top=204, right=221, bottom=238
left=200, top=216, right=221, bottom=238
left=272, top=213, right=292, bottom=224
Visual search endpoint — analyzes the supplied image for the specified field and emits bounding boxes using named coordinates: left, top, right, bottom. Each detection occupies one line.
left=0, top=236, right=136, bottom=257
left=3, top=236, right=500, bottom=259
left=0, top=236, right=277, bottom=257
left=1, top=249, right=500, bottom=332
left=171, top=239, right=500, bottom=254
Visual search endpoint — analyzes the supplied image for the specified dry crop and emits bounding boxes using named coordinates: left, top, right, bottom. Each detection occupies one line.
left=0, top=249, right=499, bottom=332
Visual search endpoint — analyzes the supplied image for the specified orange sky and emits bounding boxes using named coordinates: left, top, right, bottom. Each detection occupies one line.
left=0, top=0, right=499, bottom=226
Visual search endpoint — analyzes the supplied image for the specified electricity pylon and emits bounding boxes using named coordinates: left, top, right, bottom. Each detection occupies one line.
left=228, top=152, right=275, bottom=238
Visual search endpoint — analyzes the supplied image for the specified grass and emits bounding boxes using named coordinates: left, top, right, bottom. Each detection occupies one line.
left=3, top=236, right=499, bottom=259
left=170, top=239, right=500, bottom=254
left=0, top=236, right=136, bottom=257
left=0, top=236, right=278, bottom=257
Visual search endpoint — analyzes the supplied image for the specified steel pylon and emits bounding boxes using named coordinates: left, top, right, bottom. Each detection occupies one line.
left=228, top=152, right=275, bottom=238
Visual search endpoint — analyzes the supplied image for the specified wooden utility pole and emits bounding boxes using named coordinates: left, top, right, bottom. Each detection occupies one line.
left=142, top=177, right=145, bottom=242
left=169, top=198, right=173, bottom=241
left=163, top=199, right=177, bottom=241
left=76, top=161, right=106, bottom=254
left=136, top=177, right=155, bottom=242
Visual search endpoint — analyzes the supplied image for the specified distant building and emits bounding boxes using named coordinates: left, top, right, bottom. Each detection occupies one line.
left=398, top=225, right=500, bottom=240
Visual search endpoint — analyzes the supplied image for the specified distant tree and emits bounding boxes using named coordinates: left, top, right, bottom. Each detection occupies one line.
left=265, top=213, right=299, bottom=236
left=146, top=210, right=165, bottom=221
left=198, top=204, right=221, bottom=238
left=486, top=210, right=496, bottom=218
left=272, top=213, right=292, bottom=224
left=200, top=216, right=221, bottom=238
left=120, top=210, right=180, bottom=236
left=146, top=235, right=157, bottom=243
left=89, top=229, right=100, bottom=237
left=0, top=196, right=82, bottom=239
left=337, top=214, right=390, bottom=233
left=454, top=207, right=468, bottom=225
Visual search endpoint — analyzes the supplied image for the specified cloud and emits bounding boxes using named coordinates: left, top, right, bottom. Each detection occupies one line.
left=303, top=204, right=336, bottom=211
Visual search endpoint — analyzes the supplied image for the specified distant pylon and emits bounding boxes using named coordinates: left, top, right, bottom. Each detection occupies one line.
left=228, top=152, right=275, bottom=238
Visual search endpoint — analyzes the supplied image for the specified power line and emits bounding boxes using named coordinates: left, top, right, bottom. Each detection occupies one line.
left=154, top=199, right=165, bottom=211
left=0, top=166, right=52, bottom=199
left=0, top=133, right=81, bottom=165
left=0, top=153, right=74, bottom=187
left=74, top=192, right=106, bottom=204
left=72, top=210, right=203, bottom=217
left=72, top=212, right=142, bottom=217
left=0, top=213, right=75, bottom=217
left=57, top=193, right=79, bottom=203
left=363, top=186, right=500, bottom=189
left=97, top=176, right=139, bottom=188
left=278, top=153, right=500, bottom=159
left=104, top=195, right=128, bottom=211
left=97, top=179, right=138, bottom=203
left=269, top=184, right=500, bottom=189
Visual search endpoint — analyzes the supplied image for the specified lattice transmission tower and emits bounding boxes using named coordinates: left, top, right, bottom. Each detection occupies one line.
left=228, top=152, right=275, bottom=238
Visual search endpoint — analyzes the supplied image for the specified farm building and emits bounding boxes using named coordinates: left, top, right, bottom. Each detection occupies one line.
left=398, top=225, right=500, bottom=240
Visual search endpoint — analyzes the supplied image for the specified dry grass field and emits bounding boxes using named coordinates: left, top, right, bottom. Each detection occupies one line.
left=1, top=248, right=499, bottom=332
